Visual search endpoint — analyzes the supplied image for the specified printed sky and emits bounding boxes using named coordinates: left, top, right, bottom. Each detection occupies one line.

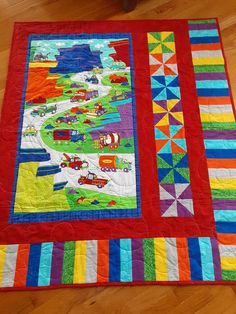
left=31, top=37, right=128, bottom=68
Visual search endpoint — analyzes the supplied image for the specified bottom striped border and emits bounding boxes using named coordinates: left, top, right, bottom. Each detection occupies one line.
left=0, top=236, right=235, bottom=289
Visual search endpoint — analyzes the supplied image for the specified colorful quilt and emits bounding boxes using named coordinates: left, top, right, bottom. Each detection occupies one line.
left=0, top=19, right=235, bottom=290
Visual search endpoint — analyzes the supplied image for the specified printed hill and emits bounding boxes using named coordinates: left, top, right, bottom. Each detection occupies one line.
left=25, top=67, right=63, bottom=102
left=50, top=44, right=103, bottom=74
left=108, top=40, right=130, bottom=67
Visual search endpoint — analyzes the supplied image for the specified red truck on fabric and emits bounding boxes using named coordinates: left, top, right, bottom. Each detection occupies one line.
left=109, top=74, right=128, bottom=84
left=53, top=129, right=86, bottom=142
left=70, top=107, right=89, bottom=114
left=78, top=172, right=108, bottom=188
left=60, top=153, right=89, bottom=170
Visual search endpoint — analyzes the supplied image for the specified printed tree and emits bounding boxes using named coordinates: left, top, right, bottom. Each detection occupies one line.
left=29, top=46, right=37, bottom=61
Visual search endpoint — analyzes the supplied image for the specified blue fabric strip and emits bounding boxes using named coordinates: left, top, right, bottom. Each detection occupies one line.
left=26, top=243, right=41, bottom=287
left=216, top=222, right=236, bottom=233
left=38, top=242, right=53, bottom=286
left=214, top=210, right=236, bottom=222
left=120, top=239, right=132, bottom=282
left=204, top=140, right=236, bottom=150
left=188, top=238, right=203, bottom=281
left=109, top=240, right=120, bottom=282
left=190, top=36, right=220, bottom=44
left=197, top=89, right=229, bottom=97
left=206, top=149, right=236, bottom=159
left=189, top=29, right=219, bottom=37
left=196, top=80, right=228, bottom=89
left=198, top=238, right=215, bottom=281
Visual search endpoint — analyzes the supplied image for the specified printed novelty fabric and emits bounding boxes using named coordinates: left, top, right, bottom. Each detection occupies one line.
left=0, top=19, right=235, bottom=290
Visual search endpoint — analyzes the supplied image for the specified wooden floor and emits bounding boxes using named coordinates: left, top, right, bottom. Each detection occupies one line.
left=0, top=0, right=236, bottom=313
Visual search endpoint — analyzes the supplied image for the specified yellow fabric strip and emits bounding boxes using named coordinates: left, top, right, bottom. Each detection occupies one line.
left=200, top=113, right=235, bottom=123
left=210, top=178, right=236, bottom=189
left=221, top=257, right=236, bottom=270
left=73, top=241, right=87, bottom=284
left=154, top=238, right=168, bottom=281
left=29, top=62, right=57, bottom=68
left=192, top=57, right=224, bottom=65
left=0, top=245, right=7, bottom=287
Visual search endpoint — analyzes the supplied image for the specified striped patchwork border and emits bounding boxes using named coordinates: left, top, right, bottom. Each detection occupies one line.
left=188, top=19, right=236, bottom=281
left=0, top=237, right=222, bottom=288
left=0, top=19, right=235, bottom=289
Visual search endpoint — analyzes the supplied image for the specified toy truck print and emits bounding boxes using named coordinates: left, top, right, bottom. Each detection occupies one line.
left=92, top=66, right=103, bottom=74
left=53, top=129, right=86, bottom=142
left=86, top=103, right=106, bottom=118
left=23, top=125, right=37, bottom=137
left=31, top=104, right=57, bottom=117
left=99, top=155, right=131, bottom=172
left=111, top=91, right=131, bottom=102
left=70, top=107, right=89, bottom=114
left=85, top=75, right=99, bottom=84
left=70, top=89, right=99, bottom=102
left=99, top=132, right=120, bottom=149
left=109, top=74, right=128, bottom=83
left=78, top=172, right=108, bottom=188
left=60, top=153, right=89, bottom=170
left=56, top=115, right=77, bottom=125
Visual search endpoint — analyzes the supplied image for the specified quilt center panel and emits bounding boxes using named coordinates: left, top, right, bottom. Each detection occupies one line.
left=11, top=33, right=141, bottom=223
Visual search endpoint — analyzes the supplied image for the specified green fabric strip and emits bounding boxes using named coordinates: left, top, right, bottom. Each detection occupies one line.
left=188, top=19, right=217, bottom=24
left=143, top=238, right=156, bottom=281
left=194, top=65, right=225, bottom=73
left=222, top=270, right=236, bottom=281
left=62, top=241, right=75, bottom=284
left=202, top=122, right=236, bottom=131
left=212, top=189, right=236, bottom=200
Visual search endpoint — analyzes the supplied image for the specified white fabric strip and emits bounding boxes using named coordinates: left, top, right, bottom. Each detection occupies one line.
left=166, top=238, right=179, bottom=281
left=208, top=168, right=236, bottom=179
left=219, top=245, right=236, bottom=257
left=199, top=105, right=233, bottom=114
left=85, top=240, right=98, bottom=283
left=1, top=245, right=18, bottom=287
left=191, top=50, right=223, bottom=58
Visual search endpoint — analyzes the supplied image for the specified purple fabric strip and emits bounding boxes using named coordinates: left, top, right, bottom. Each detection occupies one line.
left=210, top=238, right=222, bottom=281
left=213, top=200, right=236, bottom=210
left=195, top=73, right=226, bottom=81
left=50, top=242, right=65, bottom=285
left=203, top=130, right=236, bottom=139
left=132, top=239, right=144, bottom=281
left=188, top=23, right=217, bottom=30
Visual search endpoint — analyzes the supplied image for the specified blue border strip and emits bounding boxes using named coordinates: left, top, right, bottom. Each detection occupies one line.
left=9, top=36, right=32, bottom=224
left=128, top=32, right=141, bottom=220
left=11, top=208, right=141, bottom=223
left=10, top=32, right=141, bottom=223
left=29, top=33, right=132, bottom=41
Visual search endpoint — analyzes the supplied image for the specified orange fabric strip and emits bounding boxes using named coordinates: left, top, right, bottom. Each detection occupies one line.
left=191, top=43, right=221, bottom=51
left=207, top=159, right=236, bottom=168
left=14, top=244, right=30, bottom=287
left=217, top=234, right=236, bottom=245
left=97, top=240, right=109, bottom=283
left=198, top=96, right=231, bottom=105
left=176, top=238, right=191, bottom=281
